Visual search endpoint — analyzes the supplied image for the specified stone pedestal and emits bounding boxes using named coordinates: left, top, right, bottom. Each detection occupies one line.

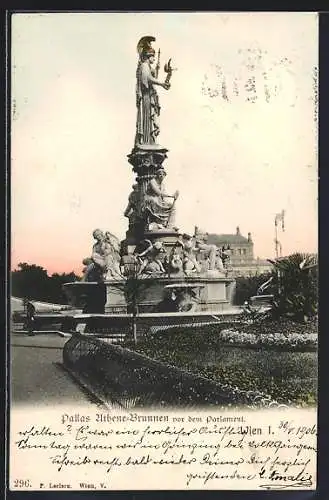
left=63, top=275, right=235, bottom=315
left=124, top=144, right=178, bottom=247
left=123, top=229, right=180, bottom=256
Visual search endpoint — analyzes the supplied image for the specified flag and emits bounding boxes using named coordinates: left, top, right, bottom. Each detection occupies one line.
left=275, top=210, right=285, bottom=231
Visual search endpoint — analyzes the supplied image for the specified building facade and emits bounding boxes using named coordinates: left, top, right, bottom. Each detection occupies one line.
left=207, top=227, right=273, bottom=277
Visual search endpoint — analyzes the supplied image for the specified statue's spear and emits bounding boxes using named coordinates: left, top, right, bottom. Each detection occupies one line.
left=155, top=49, right=161, bottom=78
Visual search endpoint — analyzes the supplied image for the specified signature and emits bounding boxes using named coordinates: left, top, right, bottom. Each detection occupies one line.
left=260, top=479, right=313, bottom=490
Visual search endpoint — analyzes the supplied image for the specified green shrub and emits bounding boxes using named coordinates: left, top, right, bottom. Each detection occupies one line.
left=269, top=253, right=318, bottom=322
left=234, top=272, right=274, bottom=305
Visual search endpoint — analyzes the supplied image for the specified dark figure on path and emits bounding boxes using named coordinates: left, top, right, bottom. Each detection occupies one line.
left=26, top=301, right=36, bottom=336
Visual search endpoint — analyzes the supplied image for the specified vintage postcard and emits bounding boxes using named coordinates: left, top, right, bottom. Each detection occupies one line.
left=9, top=11, right=318, bottom=492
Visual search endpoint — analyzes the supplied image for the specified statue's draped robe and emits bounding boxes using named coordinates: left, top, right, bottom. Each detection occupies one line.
left=135, top=61, right=160, bottom=145
left=143, top=178, right=175, bottom=227
left=103, top=234, right=122, bottom=279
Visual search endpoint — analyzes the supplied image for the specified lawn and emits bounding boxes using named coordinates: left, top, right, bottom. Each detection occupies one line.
left=132, top=318, right=317, bottom=406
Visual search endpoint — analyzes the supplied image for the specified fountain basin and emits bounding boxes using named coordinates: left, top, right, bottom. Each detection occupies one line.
left=63, top=275, right=236, bottom=314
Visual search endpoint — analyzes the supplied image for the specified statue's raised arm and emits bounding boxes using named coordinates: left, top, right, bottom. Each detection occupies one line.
left=135, top=36, right=172, bottom=147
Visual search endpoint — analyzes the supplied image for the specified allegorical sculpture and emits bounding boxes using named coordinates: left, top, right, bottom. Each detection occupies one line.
left=171, top=234, right=201, bottom=276
left=82, top=229, right=123, bottom=282
left=143, top=168, right=179, bottom=230
left=81, top=37, right=229, bottom=285
left=135, top=36, right=174, bottom=146
left=221, top=245, right=232, bottom=270
left=82, top=229, right=106, bottom=282
left=123, top=36, right=179, bottom=241
left=124, top=183, right=141, bottom=230
left=103, top=231, right=123, bottom=280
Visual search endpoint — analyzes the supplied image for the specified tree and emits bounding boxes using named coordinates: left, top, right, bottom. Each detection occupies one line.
left=11, top=263, right=80, bottom=304
left=12, top=263, right=50, bottom=301
left=49, top=272, right=80, bottom=304
left=115, top=263, right=159, bottom=345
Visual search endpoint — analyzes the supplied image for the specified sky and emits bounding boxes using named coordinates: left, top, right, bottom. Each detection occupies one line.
left=11, top=12, right=318, bottom=274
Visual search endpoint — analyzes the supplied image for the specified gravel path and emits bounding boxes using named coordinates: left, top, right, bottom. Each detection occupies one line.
left=10, top=332, right=95, bottom=407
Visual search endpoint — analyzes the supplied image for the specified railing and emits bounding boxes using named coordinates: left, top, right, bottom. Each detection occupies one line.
left=63, top=333, right=282, bottom=410
left=12, top=313, right=76, bottom=333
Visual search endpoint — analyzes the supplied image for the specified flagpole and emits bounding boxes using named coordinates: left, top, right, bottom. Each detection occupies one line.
left=274, top=210, right=285, bottom=295
left=274, top=210, right=285, bottom=259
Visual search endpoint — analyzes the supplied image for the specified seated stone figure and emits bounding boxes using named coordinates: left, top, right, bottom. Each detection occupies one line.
left=124, top=183, right=142, bottom=233
left=103, top=231, right=123, bottom=280
left=195, top=234, right=218, bottom=271
left=143, top=169, right=179, bottom=230
left=173, top=234, right=201, bottom=275
left=214, top=248, right=225, bottom=272
left=221, top=245, right=232, bottom=270
left=82, top=229, right=107, bottom=282
left=82, top=229, right=123, bottom=282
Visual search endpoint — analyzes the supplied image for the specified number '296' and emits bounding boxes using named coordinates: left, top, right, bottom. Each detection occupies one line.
left=13, top=479, right=32, bottom=488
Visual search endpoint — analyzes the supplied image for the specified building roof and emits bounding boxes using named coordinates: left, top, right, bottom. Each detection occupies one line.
left=255, top=259, right=273, bottom=266
left=207, top=233, right=250, bottom=245
left=229, top=259, right=272, bottom=267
